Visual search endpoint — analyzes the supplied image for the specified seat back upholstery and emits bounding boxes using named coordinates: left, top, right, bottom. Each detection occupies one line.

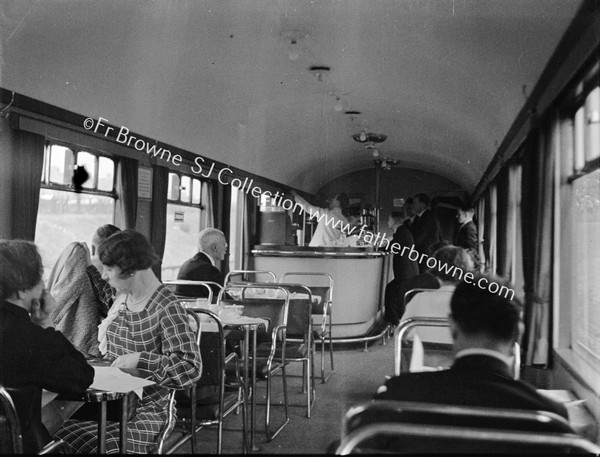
left=337, top=400, right=583, bottom=454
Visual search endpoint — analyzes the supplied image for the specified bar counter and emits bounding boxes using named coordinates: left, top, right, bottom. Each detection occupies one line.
left=251, top=245, right=392, bottom=339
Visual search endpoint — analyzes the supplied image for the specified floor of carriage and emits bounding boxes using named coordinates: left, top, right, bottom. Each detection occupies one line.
left=174, top=337, right=395, bottom=454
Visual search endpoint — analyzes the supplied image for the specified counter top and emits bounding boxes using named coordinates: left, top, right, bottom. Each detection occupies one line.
left=252, top=245, right=387, bottom=258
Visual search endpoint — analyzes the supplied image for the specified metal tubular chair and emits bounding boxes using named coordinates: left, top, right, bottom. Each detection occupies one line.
left=280, top=272, right=335, bottom=383
left=336, top=400, right=590, bottom=454
left=224, top=270, right=277, bottom=286
left=219, top=283, right=291, bottom=442
left=152, top=310, right=247, bottom=454
left=394, top=318, right=522, bottom=379
left=335, top=422, right=600, bottom=454
left=0, top=386, right=71, bottom=455
left=164, top=280, right=223, bottom=304
left=265, top=282, right=315, bottom=418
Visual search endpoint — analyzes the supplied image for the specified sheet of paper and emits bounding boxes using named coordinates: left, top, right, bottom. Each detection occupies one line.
left=91, top=366, right=155, bottom=399
left=41, top=389, right=59, bottom=408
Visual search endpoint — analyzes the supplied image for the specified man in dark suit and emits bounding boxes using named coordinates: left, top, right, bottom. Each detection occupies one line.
left=383, top=211, right=419, bottom=325
left=376, top=273, right=568, bottom=419
left=455, top=205, right=480, bottom=270
left=175, top=228, right=228, bottom=298
left=410, top=193, right=441, bottom=272
left=402, top=197, right=416, bottom=230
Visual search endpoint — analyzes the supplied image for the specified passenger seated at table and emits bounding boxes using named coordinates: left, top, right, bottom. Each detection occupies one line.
left=87, top=224, right=121, bottom=316
left=0, top=240, right=94, bottom=454
left=175, top=227, right=228, bottom=299
left=400, top=245, right=473, bottom=371
left=47, top=240, right=112, bottom=357
left=55, top=230, right=201, bottom=454
left=376, top=273, right=568, bottom=419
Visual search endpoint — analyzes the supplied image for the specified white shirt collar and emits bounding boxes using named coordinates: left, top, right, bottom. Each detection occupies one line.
left=455, top=348, right=513, bottom=367
left=417, top=209, right=426, bottom=217
left=200, top=250, right=216, bottom=267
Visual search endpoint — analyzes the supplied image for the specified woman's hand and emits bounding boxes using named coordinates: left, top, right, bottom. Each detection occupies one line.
left=31, top=289, right=56, bottom=329
left=111, top=352, right=141, bottom=369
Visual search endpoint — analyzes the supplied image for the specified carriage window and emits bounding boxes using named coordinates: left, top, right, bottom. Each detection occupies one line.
left=36, top=143, right=116, bottom=277
left=563, top=81, right=600, bottom=373
left=162, top=172, right=207, bottom=280
left=570, top=169, right=600, bottom=368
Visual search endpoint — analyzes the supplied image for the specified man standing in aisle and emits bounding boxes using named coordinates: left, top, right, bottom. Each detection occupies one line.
left=454, top=205, right=480, bottom=270
left=410, top=193, right=441, bottom=271
left=175, top=228, right=228, bottom=298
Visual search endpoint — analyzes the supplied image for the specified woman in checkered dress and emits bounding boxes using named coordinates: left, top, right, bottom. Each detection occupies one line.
left=55, top=230, right=202, bottom=454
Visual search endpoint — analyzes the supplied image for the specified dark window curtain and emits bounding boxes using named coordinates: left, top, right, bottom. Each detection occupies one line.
left=521, top=125, right=554, bottom=367
left=115, top=157, right=138, bottom=230
left=10, top=129, right=44, bottom=240
left=150, top=166, right=168, bottom=280
left=243, top=195, right=259, bottom=270
left=483, top=189, right=493, bottom=272
left=496, top=168, right=510, bottom=277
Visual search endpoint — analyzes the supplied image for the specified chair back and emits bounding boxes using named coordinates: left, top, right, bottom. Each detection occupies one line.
left=279, top=272, right=333, bottom=319
left=275, top=283, right=313, bottom=340
left=338, top=400, right=581, bottom=454
left=224, top=270, right=277, bottom=286
left=403, top=287, right=438, bottom=308
left=219, top=283, right=290, bottom=342
left=0, top=386, right=22, bottom=454
left=393, top=317, right=521, bottom=379
left=336, top=422, right=600, bottom=454
left=164, top=280, right=222, bottom=304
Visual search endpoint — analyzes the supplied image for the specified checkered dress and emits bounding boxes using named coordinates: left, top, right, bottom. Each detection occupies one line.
left=55, top=284, right=202, bottom=454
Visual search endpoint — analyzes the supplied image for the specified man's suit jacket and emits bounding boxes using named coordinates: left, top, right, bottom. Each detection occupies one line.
left=455, top=220, right=478, bottom=252
left=410, top=209, right=441, bottom=256
left=375, top=354, right=568, bottom=419
left=175, top=252, right=223, bottom=298
left=391, top=225, right=419, bottom=281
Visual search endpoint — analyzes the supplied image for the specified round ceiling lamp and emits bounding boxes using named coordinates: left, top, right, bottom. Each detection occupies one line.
left=309, top=65, right=331, bottom=82
left=352, top=132, right=388, bottom=144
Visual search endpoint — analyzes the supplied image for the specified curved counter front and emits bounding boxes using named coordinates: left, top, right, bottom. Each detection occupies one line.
left=251, top=246, right=392, bottom=339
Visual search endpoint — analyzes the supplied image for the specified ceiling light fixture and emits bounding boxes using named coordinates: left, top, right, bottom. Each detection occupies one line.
left=309, top=65, right=330, bottom=82
left=352, top=132, right=388, bottom=144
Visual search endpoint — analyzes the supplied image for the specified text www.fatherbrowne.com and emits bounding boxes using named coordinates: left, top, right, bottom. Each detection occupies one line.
left=82, top=116, right=515, bottom=300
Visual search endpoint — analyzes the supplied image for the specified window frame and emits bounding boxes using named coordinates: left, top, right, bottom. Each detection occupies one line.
left=41, top=140, right=117, bottom=200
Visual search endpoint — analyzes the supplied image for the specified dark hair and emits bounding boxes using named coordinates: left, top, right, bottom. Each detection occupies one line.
left=430, top=245, right=473, bottom=281
left=94, top=224, right=121, bottom=243
left=431, top=239, right=450, bottom=254
left=0, top=240, right=44, bottom=300
left=98, top=230, right=159, bottom=276
left=450, top=273, right=521, bottom=342
left=405, top=197, right=413, bottom=205
left=459, top=204, right=475, bottom=213
left=414, top=193, right=430, bottom=206
left=334, top=193, right=349, bottom=210
left=390, top=210, right=405, bottom=222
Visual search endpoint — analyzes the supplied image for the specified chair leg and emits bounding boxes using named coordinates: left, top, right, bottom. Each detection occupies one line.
left=305, top=358, right=312, bottom=418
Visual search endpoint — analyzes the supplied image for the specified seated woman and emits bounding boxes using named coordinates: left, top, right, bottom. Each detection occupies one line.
left=55, top=230, right=202, bottom=454
left=47, top=241, right=103, bottom=357
left=0, top=240, right=94, bottom=453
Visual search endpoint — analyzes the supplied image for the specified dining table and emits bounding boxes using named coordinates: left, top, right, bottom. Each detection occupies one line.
left=42, top=360, right=154, bottom=454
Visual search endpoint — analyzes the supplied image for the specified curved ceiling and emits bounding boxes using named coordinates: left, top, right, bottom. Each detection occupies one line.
left=0, top=0, right=582, bottom=193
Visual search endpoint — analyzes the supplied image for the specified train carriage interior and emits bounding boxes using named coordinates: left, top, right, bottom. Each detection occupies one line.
left=0, top=0, right=599, bottom=454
